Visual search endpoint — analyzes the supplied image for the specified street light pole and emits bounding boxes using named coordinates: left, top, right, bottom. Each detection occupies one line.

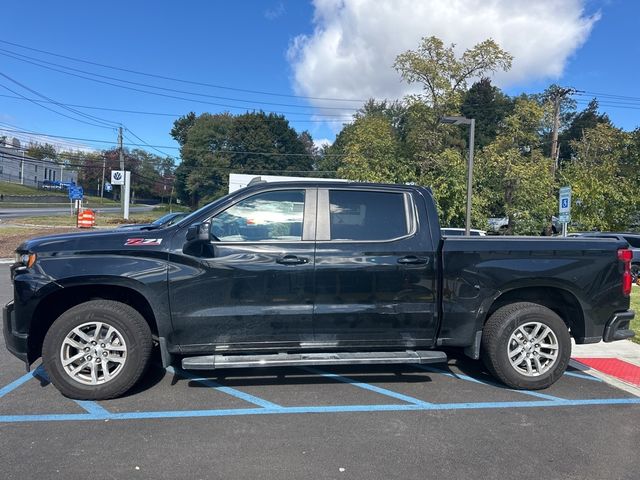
left=465, top=119, right=475, bottom=236
left=439, top=116, right=476, bottom=235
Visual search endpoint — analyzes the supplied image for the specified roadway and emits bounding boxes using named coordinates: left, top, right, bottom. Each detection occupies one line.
left=0, top=205, right=154, bottom=219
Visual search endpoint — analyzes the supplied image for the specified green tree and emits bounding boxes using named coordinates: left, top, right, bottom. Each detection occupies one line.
left=563, top=124, right=637, bottom=231
left=476, top=99, right=555, bottom=234
left=420, top=148, right=489, bottom=228
left=394, top=36, right=513, bottom=112
left=26, top=142, right=57, bottom=160
left=176, top=113, right=234, bottom=206
left=461, top=78, right=513, bottom=149
left=558, top=99, right=610, bottom=161
left=170, top=112, right=197, bottom=147
left=174, top=112, right=315, bottom=206
left=337, top=114, right=412, bottom=183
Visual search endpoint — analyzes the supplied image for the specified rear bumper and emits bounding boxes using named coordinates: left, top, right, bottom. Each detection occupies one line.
left=603, top=310, right=635, bottom=342
left=2, top=301, right=29, bottom=363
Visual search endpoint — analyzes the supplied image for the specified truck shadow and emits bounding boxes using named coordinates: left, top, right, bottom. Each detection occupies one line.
left=176, top=364, right=435, bottom=389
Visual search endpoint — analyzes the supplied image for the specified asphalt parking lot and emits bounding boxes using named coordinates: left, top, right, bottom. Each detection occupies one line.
left=1, top=270, right=639, bottom=480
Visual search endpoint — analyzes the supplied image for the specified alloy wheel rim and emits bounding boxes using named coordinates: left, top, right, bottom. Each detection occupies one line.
left=507, top=322, right=559, bottom=377
left=59, top=321, right=127, bottom=385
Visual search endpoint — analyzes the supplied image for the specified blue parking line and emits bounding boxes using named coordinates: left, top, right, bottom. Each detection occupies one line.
left=0, top=371, right=34, bottom=399
left=415, top=365, right=566, bottom=402
left=1, top=397, right=639, bottom=423
left=166, top=366, right=282, bottom=409
left=30, top=365, right=111, bottom=416
left=564, top=371, right=604, bottom=382
left=75, top=401, right=111, bottom=416
left=300, top=366, right=433, bottom=407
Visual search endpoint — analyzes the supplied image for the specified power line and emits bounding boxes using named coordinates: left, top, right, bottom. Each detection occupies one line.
left=0, top=71, right=119, bottom=130
left=1, top=127, right=347, bottom=157
left=0, top=93, right=351, bottom=122
left=575, top=90, right=640, bottom=103
left=0, top=48, right=361, bottom=111
left=0, top=79, right=117, bottom=131
left=0, top=38, right=365, bottom=103
left=0, top=150, right=339, bottom=177
left=0, top=50, right=353, bottom=118
left=123, top=128, right=174, bottom=159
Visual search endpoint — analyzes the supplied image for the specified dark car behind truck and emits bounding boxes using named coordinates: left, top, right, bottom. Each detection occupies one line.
left=3, top=182, right=635, bottom=400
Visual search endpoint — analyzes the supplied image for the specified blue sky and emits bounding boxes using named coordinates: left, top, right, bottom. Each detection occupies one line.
left=0, top=0, right=638, bottom=160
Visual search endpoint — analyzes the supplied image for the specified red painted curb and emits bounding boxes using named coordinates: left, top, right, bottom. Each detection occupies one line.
left=573, top=357, right=640, bottom=386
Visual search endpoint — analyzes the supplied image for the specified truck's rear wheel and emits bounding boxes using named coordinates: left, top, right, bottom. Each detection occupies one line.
left=481, top=302, right=571, bottom=390
left=42, top=300, right=152, bottom=400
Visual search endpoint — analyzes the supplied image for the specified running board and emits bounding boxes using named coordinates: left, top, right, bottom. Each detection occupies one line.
left=181, top=350, right=447, bottom=370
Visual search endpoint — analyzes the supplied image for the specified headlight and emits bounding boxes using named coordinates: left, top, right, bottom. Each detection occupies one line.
left=15, top=252, right=37, bottom=268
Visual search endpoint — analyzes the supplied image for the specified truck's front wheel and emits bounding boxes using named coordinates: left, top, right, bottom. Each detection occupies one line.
left=42, top=300, right=152, bottom=400
left=481, top=302, right=571, bottom=390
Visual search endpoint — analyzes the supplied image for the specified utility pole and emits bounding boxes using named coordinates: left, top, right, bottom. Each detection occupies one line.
left=118, top=126, right=124, bottom=215
left=169, top=182, right=175, bottom=213
left=549, top=86, right=575, bottom=175
left=100, top=154, right=106, bottom=204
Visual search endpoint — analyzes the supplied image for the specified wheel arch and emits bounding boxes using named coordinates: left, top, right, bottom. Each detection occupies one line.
left=28, top=282, right=161, bottom=361
left=483, top=286, right=585, bottom=340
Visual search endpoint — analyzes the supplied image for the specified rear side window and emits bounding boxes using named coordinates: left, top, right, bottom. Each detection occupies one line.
left=329, top=190, right=409, bottom=241
left=623, top=236, right=640, bottom=248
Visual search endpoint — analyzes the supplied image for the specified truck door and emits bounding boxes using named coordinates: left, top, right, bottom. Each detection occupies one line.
left=168, top=188, right=316, bottom=351
left=313, top=187, right=438, bottom=347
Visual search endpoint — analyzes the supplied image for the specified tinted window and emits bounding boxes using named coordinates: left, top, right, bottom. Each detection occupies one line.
left=211, top=190, right=305, bottom=242
left=623, top=236, right=640, bottom=248
left=442, top=229, right=463, bottom=236
left=329, top=190, right=408, bottom=241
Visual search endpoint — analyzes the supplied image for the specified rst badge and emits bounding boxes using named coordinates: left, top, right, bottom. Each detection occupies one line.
left=125, top=238, right=163, bottom=246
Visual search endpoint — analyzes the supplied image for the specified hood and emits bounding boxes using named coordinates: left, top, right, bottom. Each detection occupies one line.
left=16, top=228, right=169, bottom=254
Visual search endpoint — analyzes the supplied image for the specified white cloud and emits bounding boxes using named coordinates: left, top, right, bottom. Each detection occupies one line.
left=288, top=0, right=599, bottom=115
left=313, top=137, right=333, bottom=150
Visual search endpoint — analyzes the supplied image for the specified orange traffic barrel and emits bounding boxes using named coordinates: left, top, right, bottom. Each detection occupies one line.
left=77, top=209, right=95, bottom=228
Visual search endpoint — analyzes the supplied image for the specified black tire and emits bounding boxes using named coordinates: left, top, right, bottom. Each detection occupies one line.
left=42, top=300, right=152, bottom=400
left=481, top=302, right=571, bottom=390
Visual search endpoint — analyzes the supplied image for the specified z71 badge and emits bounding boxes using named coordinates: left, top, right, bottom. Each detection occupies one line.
left=125, top=238, right=163, bottom=246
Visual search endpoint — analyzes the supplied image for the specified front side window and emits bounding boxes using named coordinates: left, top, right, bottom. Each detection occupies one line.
left=211, top=190, right=305, bottom=242
left=329, top=190, right=409, bottom=241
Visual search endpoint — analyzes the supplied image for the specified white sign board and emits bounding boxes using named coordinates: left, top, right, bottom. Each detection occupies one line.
left=559, top=186, right=571, bottom=223
left=111, top=170, right=125, bottom=185
left=228, top=173, right=349, bottom=194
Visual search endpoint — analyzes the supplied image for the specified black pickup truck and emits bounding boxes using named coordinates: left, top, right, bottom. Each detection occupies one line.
left=3, top=181, right=636, bottom=400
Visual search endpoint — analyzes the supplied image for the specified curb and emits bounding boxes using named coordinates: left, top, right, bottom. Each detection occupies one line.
left=570, top=358, right=640, bottom=397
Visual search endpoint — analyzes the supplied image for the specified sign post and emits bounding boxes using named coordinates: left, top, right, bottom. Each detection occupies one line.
left=558, top=186, right=571, bottom=237
left=123, top=171, right=131, bottom=220
left=111, top=170, right=131, bottom=219
left=68, top=185, right=84, bottom=215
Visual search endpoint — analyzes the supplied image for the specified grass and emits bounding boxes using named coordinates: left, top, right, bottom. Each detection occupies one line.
left=630, top=289, right=640, bottom=344
left=6, top=211, right=161, bottom=227
left=0, top=182, right=47, bottom=196
left=3, top=204, right=189, bottom=228
left=0, top=225, right=81, bottom=257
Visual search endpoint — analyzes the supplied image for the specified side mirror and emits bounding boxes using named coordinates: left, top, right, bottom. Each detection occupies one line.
left=186, top=222, right=210, bottom=242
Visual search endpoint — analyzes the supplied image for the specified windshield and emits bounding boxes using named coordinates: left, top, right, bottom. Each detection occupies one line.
left=151, top=212, right=180, bottom=226
left=172, top=192, right=235, bottom=227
